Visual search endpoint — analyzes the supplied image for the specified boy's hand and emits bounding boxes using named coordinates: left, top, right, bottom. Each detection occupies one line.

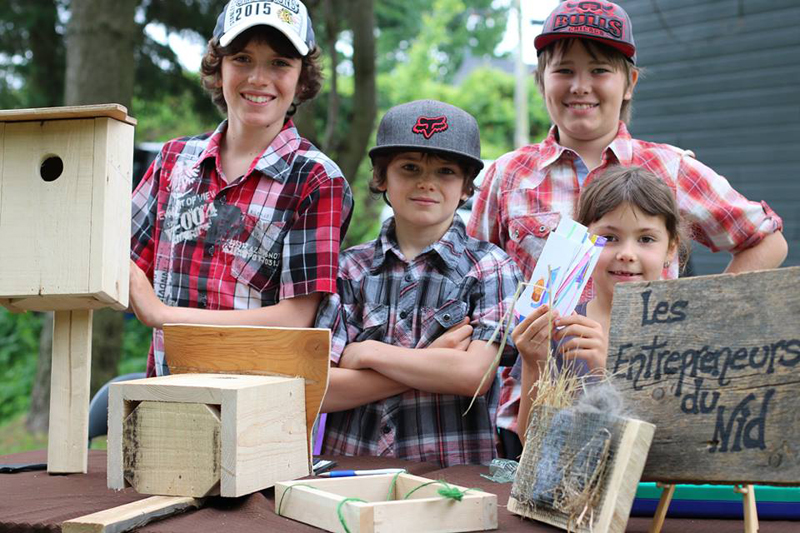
left=428, top=317, right=472, bottom=351
left=554, top=314, right=608, bottom=372
left=129, top=260, right=167, bottom=328
left=511, top=304, right=559, bottom=366
left=340, top=340, right=379, bottom=370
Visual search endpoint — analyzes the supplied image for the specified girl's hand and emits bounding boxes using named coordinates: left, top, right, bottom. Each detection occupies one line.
left=340, top=340, right=379, bottom=370
left=128, top=260, right=167, bottom=328
left=428, top=317, right=473, bottom=351
left=554, top=314, right=608, bottom=372
left=511, top=304, right=560, bottom=366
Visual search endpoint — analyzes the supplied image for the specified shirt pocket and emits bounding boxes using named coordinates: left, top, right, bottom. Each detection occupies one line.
left=506, top=210, right=562, bottom=267
left=353, top=303, right=389, bottom=343
left=230, top=217, right=286, bottom=292
left=419, top=299, right=469, bottom=346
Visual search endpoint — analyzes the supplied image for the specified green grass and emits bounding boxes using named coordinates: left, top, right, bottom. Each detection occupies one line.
left=0, top=413, right=108, bottom=456
left=0, top=414, right=47, bottom=455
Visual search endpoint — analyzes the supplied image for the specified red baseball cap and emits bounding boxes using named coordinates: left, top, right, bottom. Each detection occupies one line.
left=534, top=1, right=637, bottom=64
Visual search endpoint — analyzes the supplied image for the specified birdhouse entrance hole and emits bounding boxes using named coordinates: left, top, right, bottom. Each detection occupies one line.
left=40, top=155, right=63, bottom=182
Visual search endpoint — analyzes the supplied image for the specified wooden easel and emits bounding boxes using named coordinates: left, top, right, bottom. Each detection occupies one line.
left=649, top=483, right=759, bottom=533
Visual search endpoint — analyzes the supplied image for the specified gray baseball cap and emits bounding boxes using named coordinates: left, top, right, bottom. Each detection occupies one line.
left=369, top=100, right=483, bottom=171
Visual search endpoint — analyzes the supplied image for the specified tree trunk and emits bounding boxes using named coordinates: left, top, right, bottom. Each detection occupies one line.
left=63, top=0, right=138, bottom=109
left=336, top=0, right=376, bottom=183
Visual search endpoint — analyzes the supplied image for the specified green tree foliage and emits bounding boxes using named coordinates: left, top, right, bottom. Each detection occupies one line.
left=0, top=311, right=42, bottom=421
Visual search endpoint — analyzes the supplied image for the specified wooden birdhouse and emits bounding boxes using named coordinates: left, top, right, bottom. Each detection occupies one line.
left=108, top=325, right=331, bottom=498
left=0, top=104, right=134, bottom=312
left=0, top=104, right=135, bottom=475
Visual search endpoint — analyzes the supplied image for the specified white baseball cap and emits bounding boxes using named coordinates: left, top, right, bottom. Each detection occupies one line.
left=213, top=0, right=315, bottom=56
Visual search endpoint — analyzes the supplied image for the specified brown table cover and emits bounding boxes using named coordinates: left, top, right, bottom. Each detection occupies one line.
left=0, top=450, right=796, bottom=532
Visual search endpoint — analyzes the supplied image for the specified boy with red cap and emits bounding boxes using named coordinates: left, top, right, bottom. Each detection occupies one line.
left=468, top=0, right=787, bottom=448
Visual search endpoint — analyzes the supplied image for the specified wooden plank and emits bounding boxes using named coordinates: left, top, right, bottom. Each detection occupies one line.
left=48, top=309, right=93, bottom=473
left=107, top=379, right=131, bottom=489
left=163, top=324, right=330, bottom=462
left=0, top=294, right=123, bottom=312
left=220, top=376, right=307, bottom=496
left=607, top=267, right=800, bottom=484
left=61, top=496, right=202, bottom=533
left=0, top=103, right=137, bottom=126
left=88, top=117, right=132, bottom=310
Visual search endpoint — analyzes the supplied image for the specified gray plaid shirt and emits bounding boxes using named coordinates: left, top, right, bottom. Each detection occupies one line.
left=316, top=216, right=522, bottom=466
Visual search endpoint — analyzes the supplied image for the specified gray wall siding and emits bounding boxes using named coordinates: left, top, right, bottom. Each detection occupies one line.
left=623, top=0, right=799, bottom=274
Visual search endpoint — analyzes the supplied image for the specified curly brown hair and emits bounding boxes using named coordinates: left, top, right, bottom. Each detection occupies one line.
left=200, top=26, right=322, bottom=117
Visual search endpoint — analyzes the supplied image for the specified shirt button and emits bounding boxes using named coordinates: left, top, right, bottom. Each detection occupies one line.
left=539, top=225, right=547, bottom=233
left=443, top=313, right=451, bottom=321
left=382, top=426, right=391, bottom=434
left=404, top=274, right=412, bottom=282
left=206, top=246, right=214, bottom=256
left=399, top=310, right=408, bottom=320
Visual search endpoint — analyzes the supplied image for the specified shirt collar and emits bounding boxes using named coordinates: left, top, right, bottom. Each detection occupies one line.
left=194, top=119, right=302, bottom=184
left=370, top=216, right=469, bottom=272
left=537, top=121, right=635, bottom=170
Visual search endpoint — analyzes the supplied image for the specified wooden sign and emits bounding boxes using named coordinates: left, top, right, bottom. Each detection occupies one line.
left=607, top=266, right=800, bottom=484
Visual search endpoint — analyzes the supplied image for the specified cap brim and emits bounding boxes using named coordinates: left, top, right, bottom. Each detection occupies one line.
left=368, top=144, right=484, bottom=171
left=218, top=16, right=310, bottom=56
left=534, top=33, right=635, bottom=63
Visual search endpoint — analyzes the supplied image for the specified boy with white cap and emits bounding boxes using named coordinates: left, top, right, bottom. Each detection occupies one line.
left=468, top=0, right=787, bottom=446
left=316, top=100, right=522, bottom=467
left=129, top=0, right=353, bottom=377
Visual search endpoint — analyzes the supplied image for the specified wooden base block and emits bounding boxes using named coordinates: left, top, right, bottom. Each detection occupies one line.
left=109, top=373, right=309, bottom=497
left=275, top=473, right=497, bottom=533
left=48, top=309, right=93, bottom=474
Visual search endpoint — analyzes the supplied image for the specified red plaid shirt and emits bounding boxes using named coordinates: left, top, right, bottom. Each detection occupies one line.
left=468, top=122, right=783, bottom=432
left=131, top=120, right=353, bottom=376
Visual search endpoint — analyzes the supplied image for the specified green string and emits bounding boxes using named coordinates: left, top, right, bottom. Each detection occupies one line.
left=401, top=479, right=477, bottom=502
left=336, top=497, right=367, bottom=533
left=277, top=471, right=476, bottom=533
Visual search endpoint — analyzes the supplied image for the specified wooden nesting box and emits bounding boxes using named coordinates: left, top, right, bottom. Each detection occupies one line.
left=108, top=373, right=309, bottom=497
left=0, top=104, right=135, bottom=475
left=0, top=104, right=134, bottom=312
left=275, top=473, right=498, bottom=533
left=508, top=406, right=655, bottom=533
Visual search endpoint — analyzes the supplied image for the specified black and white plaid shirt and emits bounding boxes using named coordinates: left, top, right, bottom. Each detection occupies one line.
left=316, top=216, right=522, bottom=466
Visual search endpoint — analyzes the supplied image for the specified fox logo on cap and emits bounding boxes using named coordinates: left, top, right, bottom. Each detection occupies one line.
left=412, top=116, right=448, bottom=139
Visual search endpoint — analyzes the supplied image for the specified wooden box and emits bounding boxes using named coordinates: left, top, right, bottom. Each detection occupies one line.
left=508, top=406, right=655, bottom=533
left=275, top=473, right=498, bottom=532
left=108, top=373, right=309, bottom=497
left=0, top=104, right=134, bottom=311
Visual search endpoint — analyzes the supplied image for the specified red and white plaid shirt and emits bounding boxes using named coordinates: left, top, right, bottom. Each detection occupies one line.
left=468, top=121, right=783, bottom=433
left=131, top=120, right=353, bottom=376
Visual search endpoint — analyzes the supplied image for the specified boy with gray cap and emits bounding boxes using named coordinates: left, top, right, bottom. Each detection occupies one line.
left=129, top=0, right=352, bottom=377
left=315, top=100, right=522, bottom=467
